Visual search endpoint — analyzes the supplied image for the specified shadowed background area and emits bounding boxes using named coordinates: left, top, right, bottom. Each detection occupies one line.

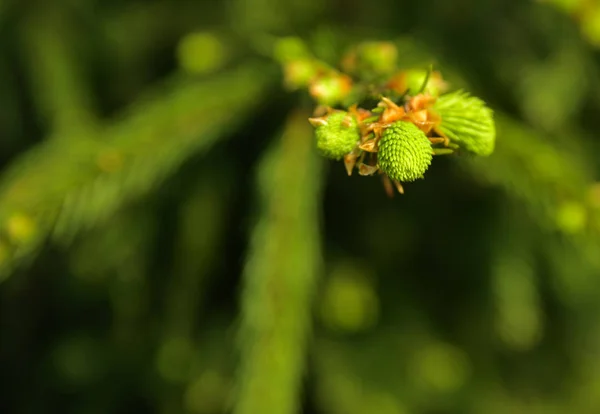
left=1, top=0, right=600, bottom=413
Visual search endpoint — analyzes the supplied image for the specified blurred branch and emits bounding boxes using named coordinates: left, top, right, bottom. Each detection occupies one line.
left=465, top=112, right=600, bottom=262
left=468, top=112, right=589, bottom=217
left=100, top=1, right=230, bottom=106
left=233, top=110, right=324, bottom=414
left=19, top=8, right=98, bottom=133
left=163, top=170, right=235, bottom=339
left=230, top=0, right=321, bottom=33
left=155, top=169, right=236, bottom=413
left=0, top=61, right=275, bottom=281
left=490, top=202, right=543, bottom=352
left=69, top=205, right=156, bottom=345
left=102, top=1, right=210, bottom=66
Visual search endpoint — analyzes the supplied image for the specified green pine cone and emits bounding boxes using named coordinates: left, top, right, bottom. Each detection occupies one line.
left=378, top=121, right=433, bottom=182
left=434, top=90, right=495, bottom=156
left=313, top=111, right=360, bottom=160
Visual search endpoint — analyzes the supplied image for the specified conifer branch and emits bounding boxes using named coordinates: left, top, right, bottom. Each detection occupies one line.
left=465, top=112, right=600, bottom=245
left=0, top=62, right=274, bottom=280
left=233, top=109, right=324, bottom=414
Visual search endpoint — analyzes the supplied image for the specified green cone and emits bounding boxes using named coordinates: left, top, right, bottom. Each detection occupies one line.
left=378, top=121, right=433, bottom=182
left=313, top=111, right=360, bottom=160
left=434, top=90, right=495, bottom=156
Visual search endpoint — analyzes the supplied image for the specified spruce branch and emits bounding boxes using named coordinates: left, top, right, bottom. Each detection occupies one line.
left=465, top=112, right=600, bottom=251
left=0, top=62, right=274, bottom=280
left=233, top=110, right=324, bottom=414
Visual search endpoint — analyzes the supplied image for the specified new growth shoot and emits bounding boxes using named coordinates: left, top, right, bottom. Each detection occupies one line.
left=276, top=38, right=496, bottom=196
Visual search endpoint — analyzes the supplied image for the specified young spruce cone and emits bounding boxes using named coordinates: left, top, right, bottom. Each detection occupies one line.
left=377, top=121, right=433, bottom=182
left=313, top=111, right=361, bottom=160
left=434, top=90, right=495, bottom=156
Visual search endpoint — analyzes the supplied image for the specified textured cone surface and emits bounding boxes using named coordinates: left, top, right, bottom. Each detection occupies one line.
left=434, top=90, right=495, bottom=156
left=378, top=121, right=433, bottom=182
left=314, top=111, right=360, bottom=160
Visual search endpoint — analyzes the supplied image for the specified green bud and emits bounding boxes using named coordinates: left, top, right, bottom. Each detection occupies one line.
left=355, top=41, right=398, bottom=76
left=312, top=111, right=360, bottom=160
left=283, top=59, right=319, bottom=90
left=405, top=69, right=445, bottom=96
left=273, top=36, right=311, bottom=63
left=6, top=213, right=37, bottom=244
left=403, top=69, right=429, bottom=94
left=319, top=269, right=379, bottom=334
left=309, top=73, right=352, bottom=106
left=434, top=90, right=496, bottom=156
left=556, top=201, right=587, bottom=234
left=378, top=121, right=433, bottom=182
left=176, top=32, right=227, bottom=75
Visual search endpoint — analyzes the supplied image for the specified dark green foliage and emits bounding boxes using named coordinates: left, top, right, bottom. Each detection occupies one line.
left=1, top=1, right=600, bottom=414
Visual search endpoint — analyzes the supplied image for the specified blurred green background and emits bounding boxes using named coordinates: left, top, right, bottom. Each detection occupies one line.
left=2, top=0, right=600, bottom=413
